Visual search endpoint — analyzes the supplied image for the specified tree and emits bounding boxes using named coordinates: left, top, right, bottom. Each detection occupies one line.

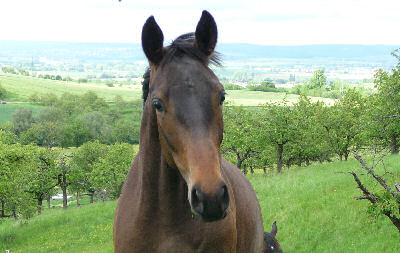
left=111, top=120, right=140, bottom=144
left=350, top=152, right=400, bottom=232
left=70, top=141, right=108, bottom=204
left=221, top=106, right=262, bottom=174
left=35, top=107, right=65, bottom=123
left=369, top=51, right=400, bottom=154
left=62, top=119, right=91, bottom=147
left=289, top=96, right=330, bottom=166
left=308, top=69, right=327, bottom=89
left=259, top=101, right=297, bottom=173
left=24, top=147, right=58, bottom=214
left=320, top=89, right=365, bottom=161
left=91, top=143, right=135, bottom=199
left=80, top=111, right=111, bottom=143
left=55, top=153, right=74, bottom=209
left=0, top=143, right=36, bottom=219
left=0, top=83, right=7, bottom=100
left=11, top=107, right=34, bottom=135
left=20, top=122, right=65, bottom=148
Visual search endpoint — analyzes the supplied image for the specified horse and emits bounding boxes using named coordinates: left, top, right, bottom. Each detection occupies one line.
left=113, top=10, right=264, bottom=252
left=264, top=221, right=283, bottom=253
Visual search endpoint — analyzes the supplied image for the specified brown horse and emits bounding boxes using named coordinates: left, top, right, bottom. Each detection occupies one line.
left=114, top=11, right=264, bottom=252
left=264, top=221, right=283, bottom=253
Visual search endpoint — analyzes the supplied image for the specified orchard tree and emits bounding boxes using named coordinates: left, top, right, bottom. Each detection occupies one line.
left=70, top=141, right=108, bottom=204
left=0, top=128, right=18, bottom=144
left=259, top=101, right=297, bottom=173
left=369, top=50, right=400, bottom=154
left=54, top=152, right=74, bottom=209
left=320, top=89, right=366, bottom=161
left=290, top=96, right=331, bottom=166
left=350, top=152, right=400, bottom=232
left=24, top=146, right=58, bottom=214
left=91, top=143, right=135, bottom=199
left=0, top=143, right=36, bottom=219
left=221, top=106, right=262, bottom=173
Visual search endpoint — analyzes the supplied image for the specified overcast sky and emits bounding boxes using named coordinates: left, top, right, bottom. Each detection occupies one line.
left=1, top=0, right=399, bottom=45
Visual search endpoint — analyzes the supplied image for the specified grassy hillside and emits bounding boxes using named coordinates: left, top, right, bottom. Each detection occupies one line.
left=1, top=155, right=399, bottom=252
left=0, top=73, right=334, bottom=106
left=0, top=74, right=143, bottom=102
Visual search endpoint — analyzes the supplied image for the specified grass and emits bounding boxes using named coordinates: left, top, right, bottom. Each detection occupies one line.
left=254, top=154, right=400, bottom=253
left=1, top=155, right=399, bottom=252
left=0, top=74, right=142, bottom=102
left=0, top=201, right=115, bottom=253
left=0, top=73, right=335, bottom=106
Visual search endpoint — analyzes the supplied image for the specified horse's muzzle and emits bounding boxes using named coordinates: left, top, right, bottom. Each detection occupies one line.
left=190, top=183, right=229, bottom=222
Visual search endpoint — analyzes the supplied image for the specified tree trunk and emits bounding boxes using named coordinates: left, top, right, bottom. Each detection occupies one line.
left=1, top=199, right=4, bottom=217
left=391, top=133, right=399, bottom=154
left=306, top=159, right=310, bottom=166
left=12, top=209, right=16, bottom=219
left=236, top=159, right=243, bottom=172
left=339, top=154, right=343, bottom=161
left=344, top=151, right=349, bottom=161
left=76, top=192, right=80, bottom=207
left=62, top=172, right=68, bottom=209
left=90, top=191, right=94, bottom=204
left=47, top=197, right=51, bottom=209
left=38, top=198, right=43, bottom=215
left=62, top=188, right=68, bottom=209
left=385, top=210, right=400, bottom=233
left=242, top=165, right=247, bottom=175
left=277, top=144, right=284, bottom=173
left=297, top=159, right=302, bottom=167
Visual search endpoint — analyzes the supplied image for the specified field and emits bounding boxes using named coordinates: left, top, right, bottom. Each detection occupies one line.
left=0, top=74, right=335, bottom=106
left=1, top=155, right=399, bottom=252
left=0, top=74, right=143, bottom=102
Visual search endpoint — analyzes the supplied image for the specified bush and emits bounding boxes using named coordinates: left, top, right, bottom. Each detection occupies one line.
left=248, top=82, right=286, bottom=92
left=0, top=83, right=7, bottom=100
left=223, top=83, right=243, bottom=90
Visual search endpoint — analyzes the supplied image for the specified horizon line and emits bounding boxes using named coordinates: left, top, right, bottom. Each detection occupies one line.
left=0, top=40, right=399, bottom=47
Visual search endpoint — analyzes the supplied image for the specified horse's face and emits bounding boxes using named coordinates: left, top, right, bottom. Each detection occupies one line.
left=264, top=222, right=283, bottom=253
left=142, top=11, right=229, bottom=222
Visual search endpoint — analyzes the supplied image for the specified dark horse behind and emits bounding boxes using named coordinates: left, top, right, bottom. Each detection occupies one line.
left=114, top=10, right=266, bottom=252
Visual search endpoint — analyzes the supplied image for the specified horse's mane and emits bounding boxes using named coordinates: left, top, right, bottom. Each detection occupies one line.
left=142, top=33, right=222, bottom=103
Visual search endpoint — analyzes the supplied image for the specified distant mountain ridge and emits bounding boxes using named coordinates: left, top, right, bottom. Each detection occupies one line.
left=0, top=40, right=398, bottom=63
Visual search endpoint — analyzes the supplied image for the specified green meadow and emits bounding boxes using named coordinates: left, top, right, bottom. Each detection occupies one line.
left=1, top=155, right=399, bottom=253
left=0, top=74, right=142, bottom=102
left=0, top=74, right=334, bottom=106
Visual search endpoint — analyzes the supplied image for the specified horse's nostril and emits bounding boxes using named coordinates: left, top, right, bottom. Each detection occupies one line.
left=191, top=187, right=205, bottom=215
left=218, top=183, right=229, bottom=213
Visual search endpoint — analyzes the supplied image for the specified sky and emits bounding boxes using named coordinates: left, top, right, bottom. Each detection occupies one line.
left=1, top=0, right=399, bottom=45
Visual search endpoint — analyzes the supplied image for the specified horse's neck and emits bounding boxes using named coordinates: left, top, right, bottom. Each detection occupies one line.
left=136, top=103, right=189, bottom=217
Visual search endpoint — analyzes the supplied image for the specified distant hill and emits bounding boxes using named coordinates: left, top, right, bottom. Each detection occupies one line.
left=0, top=41, right=398, bottom=63
left=217, top=44, right=400, bottom=61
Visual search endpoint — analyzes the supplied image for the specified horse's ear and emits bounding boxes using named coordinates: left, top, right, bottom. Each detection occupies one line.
left=142, top=16, right=164, bottom=65
left=271, top=221, right=278, bottom=237
left=195, top=10, right=217, bottom=57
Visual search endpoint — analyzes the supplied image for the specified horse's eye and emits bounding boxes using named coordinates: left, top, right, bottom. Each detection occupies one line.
left=152, top=98, right=164, bottom=112
left=219, top=92, right=226, bottom=105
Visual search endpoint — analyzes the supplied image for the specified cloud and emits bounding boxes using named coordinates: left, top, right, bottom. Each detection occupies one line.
left=0, top=0, right=399, bottom=44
